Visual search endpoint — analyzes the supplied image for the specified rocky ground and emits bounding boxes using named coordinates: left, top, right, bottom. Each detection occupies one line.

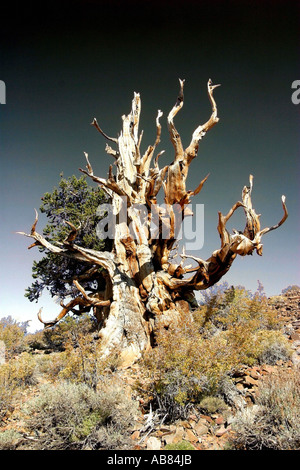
left=126, top=287, right=300, bottom=450
left=1, top=288, right=299, bottom=451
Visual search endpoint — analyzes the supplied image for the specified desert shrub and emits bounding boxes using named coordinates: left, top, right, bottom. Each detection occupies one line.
left=40, top=313, right=97, bottom=352
left=199, top=285, right=282, bottom=335
left=41, top=324, right=121, bottom=388
left=199, top=396, right=228, bottom=415
left=0, top=353, right=37, bottom=421
left=24, top=329, right=48, bottom=351
left=0, top=429, right=23, bottom=450
left=143, top=313, right=243, bottom=420
left=199, top=285, right=287, bottom=367
left=24, top=380, right=138, bottom=450
left=253, top=330, right=292, bottom=365
left=7, top=353, right=37, bottom=387
left=164, top=440, right=195, bottom=450
left=231, top=369, right=300, bottom=450
left=54, top=337, right=100, bottom=389
left=223, top=323, right=290, bottom=367
left=0, top=317, right=29, bottom=359
left=143, top=284, right=288, bottom=421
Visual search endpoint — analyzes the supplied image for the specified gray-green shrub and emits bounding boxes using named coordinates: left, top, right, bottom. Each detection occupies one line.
left=24, top=380, right=138, bottom=450
left=231, top=369, right=300, bottom=450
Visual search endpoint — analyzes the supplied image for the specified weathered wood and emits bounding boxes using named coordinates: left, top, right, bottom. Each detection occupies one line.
left=19, top=80, right=288, bottom=365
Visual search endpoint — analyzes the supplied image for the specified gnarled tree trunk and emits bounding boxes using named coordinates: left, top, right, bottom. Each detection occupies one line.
left=19, top=80, right=288, bottom=365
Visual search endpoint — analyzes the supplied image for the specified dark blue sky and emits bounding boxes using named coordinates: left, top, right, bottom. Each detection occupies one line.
left=0, top=1, right=299, bottom=331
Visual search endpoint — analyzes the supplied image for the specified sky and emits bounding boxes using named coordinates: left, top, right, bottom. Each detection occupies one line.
left=0, top=0, right=299, bottom=332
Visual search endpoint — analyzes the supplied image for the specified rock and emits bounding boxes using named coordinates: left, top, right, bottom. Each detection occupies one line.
left=291, top=352, right=300, bottom=366
left=234, top=377, right=244, bottom=384
left=188, top=414, right=198, bottom=421
left=233, top=368, right=247, bottom=377
left=180, top=420, right=192, bottom=429
left=244, top=375, right=258, bottom=387
left=290, top=332, right=300, bottom=341
left=173, top=426, right=186, bottom=443
left=163, top=433, right=176, bottom=446
left=249, top=369, right=260, bottom=380
left=159, top=427, right=172, bottom=433
left=131, top=430, right=140, bottom=440
left=146, top=436, right=161, bottom=450
left=192, top=421, right=209, bottom=436
left=215, top=426, right=227, bottom=437
left=245, top=396, right=254, bottom=406
left=215, top=416, right=224, bottom=425
left=199, top=414, right=214, bottom=423
left=226, top=415, right=235, bottom=426
left=261, top=365, right=275, bottom=374
left=185, top=428, right=198, bottom=443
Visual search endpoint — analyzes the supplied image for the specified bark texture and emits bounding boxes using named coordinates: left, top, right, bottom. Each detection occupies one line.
left=19, top=80, right=288, bottom=365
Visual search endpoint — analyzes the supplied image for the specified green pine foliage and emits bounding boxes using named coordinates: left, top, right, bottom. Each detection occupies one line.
left=25, top=175, right=110, bottom=302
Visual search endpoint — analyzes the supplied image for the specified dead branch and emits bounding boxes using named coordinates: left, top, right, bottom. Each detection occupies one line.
left=17, top=210, right=116, bottom=276
left=91, top=117, right=118, bottom=143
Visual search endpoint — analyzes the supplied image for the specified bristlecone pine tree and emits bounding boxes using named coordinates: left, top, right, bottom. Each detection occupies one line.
left=19, top=79, right=288, bottom=365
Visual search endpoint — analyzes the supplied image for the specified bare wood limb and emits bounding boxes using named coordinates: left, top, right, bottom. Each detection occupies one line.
left=154, top=150, right=165, bottom=169
left=190, top=173, right=210, bottom=196
left=180, top=246, right=208, bottom=271
left=91, top=117, right=118, bottom=143
left=63, top=220, right=81, bottom=245
left=17, top=210, right=116, bottom=276
left=218, top=201, right=245, bottom=247
left=37, top=296, right=91, bottom=328
left=105, top=143, right=119, bottom=159
left=79, top=155, right=127, bottom=198
left=168, top=78, right=185, bottom=160
left=83, top=152, right=93, bottom=174
left=131, top=92, right=141, bottom=145
left=257, top=195, right=288, bottom=237
left=73, top=280, right=111, bottom=306
left=140, top=110, right=163, bottom=178
left=162, top=173, right=288, bottom=292
left=185, top=79, right=220, bottom=163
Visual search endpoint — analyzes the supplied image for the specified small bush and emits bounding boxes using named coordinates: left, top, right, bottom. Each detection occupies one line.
left=253, top=330, right=292, bottom=365
left=198, top=285, right=282, bottom=334
left=24, top=380, right=138, bottom=450
left=39, top=315, right=121, bottom=388
left=42, top=337, right=121, bottom=389
left=0, top=429, right=23, bottom=450
left=142, top=285, right=288, bottom=422
left=199, top=396, right=228, bottom=415
left=0, top=317, right=29, bottom=359
left=25, top=329, right=48, bottom=351
left=231, top=369, right=300, bottom=450
left=164, top=440, right=195, bottom=450
left=0, top=353, right=37, bottom=421
left=143, top=313, right=241, bottom=421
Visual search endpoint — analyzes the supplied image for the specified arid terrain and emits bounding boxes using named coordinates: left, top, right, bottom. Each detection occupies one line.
left=0, top=285, right=299, bottom=451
